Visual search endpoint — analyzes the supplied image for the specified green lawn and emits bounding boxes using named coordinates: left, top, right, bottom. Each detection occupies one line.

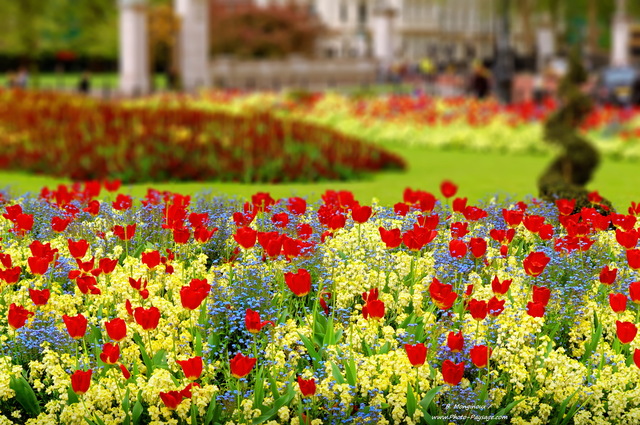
left=0, top=73, right=168, bottom=91
left=0, top=145, right=636, bottom=209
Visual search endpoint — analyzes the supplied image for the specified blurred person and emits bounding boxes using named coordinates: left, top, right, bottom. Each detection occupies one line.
left=632, top=72, right=640, bottom=106
left=16, top=67, right=28, bottom=88
left=78, top=72, right=91, bottom=94
left=469, top=61, right=490, bottom=99
left=6, top=72, right=17, bottom=88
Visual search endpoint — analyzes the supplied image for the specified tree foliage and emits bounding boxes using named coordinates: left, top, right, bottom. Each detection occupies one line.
left=210, top=1, right=324, bottom=59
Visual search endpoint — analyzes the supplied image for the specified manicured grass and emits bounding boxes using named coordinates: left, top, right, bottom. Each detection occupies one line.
left=0, top=73, right=168, bottom=91
left=1, top=145, right=636, bottom=209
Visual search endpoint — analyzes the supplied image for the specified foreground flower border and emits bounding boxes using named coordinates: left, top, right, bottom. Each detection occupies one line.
left=1, top=182, right=640, bottom=425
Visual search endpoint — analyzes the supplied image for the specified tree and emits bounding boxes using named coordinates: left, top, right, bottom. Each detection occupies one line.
left=210, top=1, right=324, bottom=59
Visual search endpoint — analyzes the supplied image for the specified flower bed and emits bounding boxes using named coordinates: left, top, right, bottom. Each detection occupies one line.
left=0, top=90, right=405, bottom=183
left=195, top=91, right=640, bottom=161
left=1, top=181, right=640, bottom=424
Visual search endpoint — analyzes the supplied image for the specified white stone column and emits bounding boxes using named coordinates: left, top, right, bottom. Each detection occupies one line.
left=611, top=14, right=630, bottom=66
left=536, top=22, right=555, bottom=72
left=175, top=0, right=211, bottom=91
left=119, top=0, right=150, bottom=96
left=372, top=4, right=396, bottom=69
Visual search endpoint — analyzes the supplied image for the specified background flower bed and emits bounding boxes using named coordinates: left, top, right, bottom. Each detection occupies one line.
left=192, top=91, right=640, bottom=161
left=1, top=182, right=640, bottom=424
left=0, top=90, right=405, bottom=184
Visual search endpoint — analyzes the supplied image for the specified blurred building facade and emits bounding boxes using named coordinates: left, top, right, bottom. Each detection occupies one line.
left=248, top=0, right=496, bottom=64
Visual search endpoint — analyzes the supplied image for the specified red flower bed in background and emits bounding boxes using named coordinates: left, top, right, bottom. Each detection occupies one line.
left=0, top=90, right=405, bottom=183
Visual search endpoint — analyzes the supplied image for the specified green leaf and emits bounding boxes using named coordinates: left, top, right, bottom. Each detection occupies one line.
left=331, top=362, right=346, bottom=384
left=121, top=388, right=131, bottom=425
left=488, top=398, right=525, bottom=425
left=132, top=399, right=143, bottom=425
left=406, top=382, right=417, bottom=418
left=252, top=385, right=295, bottom=424
left=581, top=311, right=602, bottom=362
left=10, top=375, right=41, bottom=416
left=253, top=367, right=265, bottom=408
left=152, top=349, right=168, bottom=369
left=204, top=396, right=221, bottom=425
left=344, top=358, right=357, bottom=387
left=418, top=385, right=443, bottom=424
left=194, top=331, right=203, bottom=357
left=133, top=333, right=153, bottom=377
left=67, top=385, right=79, bottom=405
left=298, top=333, right=321, bottom=370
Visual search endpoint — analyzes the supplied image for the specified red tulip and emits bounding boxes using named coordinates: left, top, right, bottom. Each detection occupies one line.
left=297, top=376, right=317, bottom=397
left=141, top=251, right=161, bottom=269
left=630, top=281, right=640, bottom=304
left=452, top=197, right=467, bottom=213
left=469, top=237, right=487, bottom=258
left=112, top=194, right=132, bottom=211
left=379, top=227, right=402, bottom=249
left=0, top=253, right=11, bottom=268
left=523, top=251, right=550, bottom=277
left=523, top=215, right=545, bottom=233
left=51, top=216, right=71, bottom=232
left=470, top=345, right=492, bottom=368
left=404, top=343, right=427, bottom=367
left=616, top=321, right=637, bottom=344
left=362, top=288, right=385, bottom=320
left=447, top=331, right=464, bottom=353
left=104, top=179, right=121, bottom=192
left=105, top=318, right=127, bottom=341
left=440, top=180, right=458, bottom=198
left=28, top=256, right=50, bottom=275
left=234, top=226, right=257, bottom=249
left=488, top=297, right=505, bottom=317
left=491, top=276, right=512, bottom=296
left=180, top=279, right=211, bottom=310
left=133, top=306, right=161, bottom=330
left=429, top=278, right=458, bottom=310
left=100, top=343, right=120, bottom=365
left=441, top=360, right=464, bottom=385
left=351, top=205, right=372, bottom=224
left=15, top=213, right=34, bottom=232
left=99, top=258, right=118, bottom=274
left=271, top=212, right=289, bottom=228
left=70, top=369, right=92, bottom=395
left=7, top=303, right=34, bottom=330
left=0, top=266, right=21, bottom=284
left=119, top=363, right=131, bottom=380
left=532, top=286, right=551, bottom=306
left=176, top=356, right=203, bottom=381
left=68, top=239, right=89, bottom=259
left=526, top=302, right=546, bottom=317
left=502, top=209, right=524, bottom=227
left=245, top=309, right=274, bottom=334
left=599, top=266, right=617, bottom=285
left=287, top=197, right=307, bottom=215
left=29, top=288, right=50, bottom=306
left=627, top=249, right=640, bottom=270
left=62, top=314, right=88, bottom=339
left=634, top=348, right=640, bottom=369
left=173, top=227, right=190, bottom=244
left=83, top=200, right=100, bottom=216
left=230, top=353, right=256, bottom=378
left=609, top=293, right=627, bottom=314
left=616, top=229, right=638, bottom=250
left=468, top=299, right=487, bottom=321
left=194, top=226, right=217, bottom=243
left=555, top=199, right=576, bottom=215
left=159, top=390, right=184, bottom=410
left=448, top=239, right=467, bottom=258
left=285, top=269, right=312, bottom=297
left=113, top=224, right=136, bottom=241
